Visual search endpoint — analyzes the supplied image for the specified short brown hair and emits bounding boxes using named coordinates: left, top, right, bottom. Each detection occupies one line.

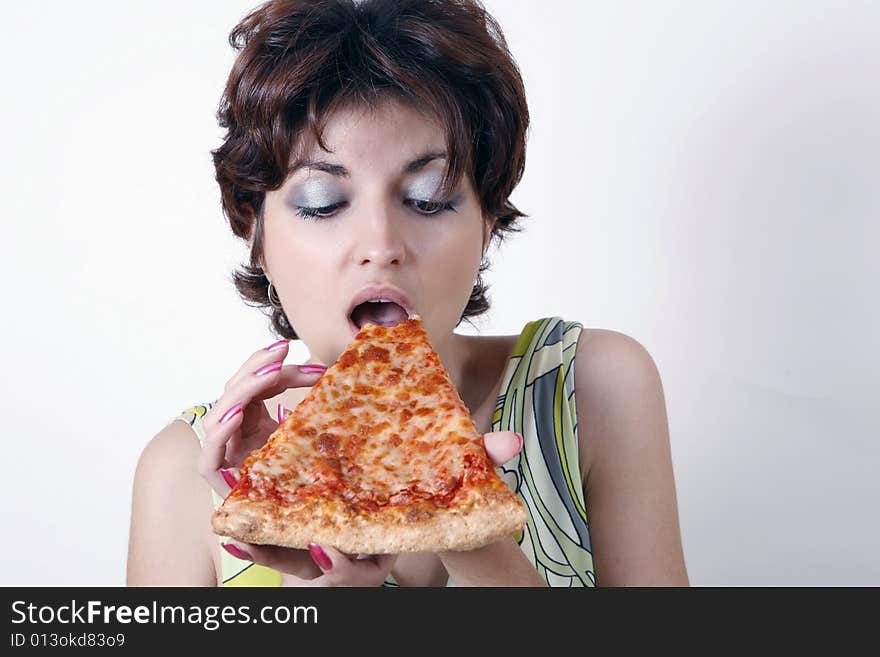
left=212, top=0, right=530, bottom=339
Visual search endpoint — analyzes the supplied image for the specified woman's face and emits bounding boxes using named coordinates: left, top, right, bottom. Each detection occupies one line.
left=258, top=98, right=494, bottom=366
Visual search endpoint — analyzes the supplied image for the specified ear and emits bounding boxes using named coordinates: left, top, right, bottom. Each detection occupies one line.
left=248, top=235, right=267, bottom=276
left=245, top=219, right=268, bottom=276
left=482, top=215, right=498, bottom=255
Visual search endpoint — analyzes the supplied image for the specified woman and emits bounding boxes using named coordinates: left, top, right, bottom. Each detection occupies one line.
left=127, top=0, right=689, bottom=587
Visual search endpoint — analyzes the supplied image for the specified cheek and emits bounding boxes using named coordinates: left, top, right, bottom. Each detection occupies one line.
left=263, top=233, right=332, bottom=301
left=421, top=228, right=483, bottom=286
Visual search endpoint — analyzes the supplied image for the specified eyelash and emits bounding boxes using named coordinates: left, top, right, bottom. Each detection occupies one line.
left=295, top=199, right=457, bottom=220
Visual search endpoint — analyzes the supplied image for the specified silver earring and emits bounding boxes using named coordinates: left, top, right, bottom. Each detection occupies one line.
left=267, top=282, right=283, bottom=309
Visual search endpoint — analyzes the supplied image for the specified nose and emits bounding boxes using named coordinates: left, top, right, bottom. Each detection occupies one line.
left=351, top=200, right=406, bottom=267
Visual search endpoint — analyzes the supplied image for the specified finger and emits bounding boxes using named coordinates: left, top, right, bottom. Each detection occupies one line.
left=198, top=404, right=244, bottom=495
left=198, top=365, right=324, bottom=495
left=221, top=339, right=293, bottom=398
left=220, top=541, right=323, bottom=580
left=310, top=544, right=397, bottom=586
left=200, top=385, right=273, bottom=491
left=483, top=431, right=524, bottom=466
left=258, top=363, right=327, bottom=403
left=204, top=363, right=324, bottom=435
left=203, top=364, right=321, bottom=465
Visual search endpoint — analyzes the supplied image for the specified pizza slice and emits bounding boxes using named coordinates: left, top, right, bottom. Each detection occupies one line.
left=211, top=315, right=527, bottom=554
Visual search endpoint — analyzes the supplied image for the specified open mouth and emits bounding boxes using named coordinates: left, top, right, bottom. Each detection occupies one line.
left=349, top=300, right=410, bottom=330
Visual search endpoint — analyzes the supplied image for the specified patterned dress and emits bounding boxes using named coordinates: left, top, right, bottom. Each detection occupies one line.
left=171, top=316, right=595, bottom=586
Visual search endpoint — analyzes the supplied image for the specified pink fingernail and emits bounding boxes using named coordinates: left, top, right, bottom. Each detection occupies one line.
left=254, top=360, right=283, bottom=376
left=297, top=364, right=327, bottom=374
left=220, top=402, right=243, bottom=424
left=220, top=468, right=238, bottom=488
left=266, top=339, right=289, bottom=352
left=516, top=433, right=524, bottom=450
left=308, top=543, right=333, bottom=571
left=222, top=543, right=253, bottom=561
left=276, top=403, right=291, bottom=423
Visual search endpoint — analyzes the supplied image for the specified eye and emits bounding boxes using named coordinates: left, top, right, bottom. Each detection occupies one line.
left=294, top=198, right=457, bottom=220
left=295, top=202, right=345, bottom=220
left=407, top=199, right=457, bottom=215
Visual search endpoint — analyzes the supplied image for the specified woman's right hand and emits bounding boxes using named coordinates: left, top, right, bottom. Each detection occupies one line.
left=197, top=339, right=329, bottom=580
left=197, top=338, right=326, bottom=497
left=197, top=339, right=397, bottom=584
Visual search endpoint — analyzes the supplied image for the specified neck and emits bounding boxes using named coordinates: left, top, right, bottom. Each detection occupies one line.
left=433, top=332, right=490, bottom=417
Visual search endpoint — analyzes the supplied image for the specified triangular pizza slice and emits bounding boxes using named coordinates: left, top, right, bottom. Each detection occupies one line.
left=211, top=316, right=527, bottom=554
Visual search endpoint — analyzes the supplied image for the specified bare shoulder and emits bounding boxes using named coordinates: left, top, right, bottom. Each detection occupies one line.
left=573, top=327, right=659, bottom=384
left=136, top=419, right=202, bottom=471
left=573, top=328, right=665, bottom=480
left=127, top=420, right=219, bottom=586
left=572, top=328, right=689, bottom=586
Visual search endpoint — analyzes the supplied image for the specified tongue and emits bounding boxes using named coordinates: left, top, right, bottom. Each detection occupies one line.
left=351, top=301, right=409, bottom=328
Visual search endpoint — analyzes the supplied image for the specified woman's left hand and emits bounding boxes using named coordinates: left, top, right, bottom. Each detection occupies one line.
left=435, top=431, right=546, bottom=586
left=221, top=430, right=524, bottom=586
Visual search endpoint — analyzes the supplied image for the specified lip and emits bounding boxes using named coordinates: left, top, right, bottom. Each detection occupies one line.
left=346, top=284, right=415, bottom=333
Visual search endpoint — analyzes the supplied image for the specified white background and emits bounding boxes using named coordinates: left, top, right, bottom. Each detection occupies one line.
left=2, top=0, right=877, bottom=586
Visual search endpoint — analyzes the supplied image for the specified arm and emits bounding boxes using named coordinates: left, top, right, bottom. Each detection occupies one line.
left=391, top=553, right=449, bottom=587
left=575, top=330, right=690, bottom=586
left=438, top=537, right=547, bottom=587
left=127, top=421, right=219, bottom=586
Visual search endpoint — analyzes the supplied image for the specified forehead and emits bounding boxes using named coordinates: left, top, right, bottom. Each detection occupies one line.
left=292, top=98, right=446, bottom=171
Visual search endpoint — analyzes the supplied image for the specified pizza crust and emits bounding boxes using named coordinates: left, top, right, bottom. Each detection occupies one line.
left=212, top=486, right=527, bottom=554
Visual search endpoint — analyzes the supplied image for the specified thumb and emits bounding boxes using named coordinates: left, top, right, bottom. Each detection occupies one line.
left=483, top=431, right=524, bottom=466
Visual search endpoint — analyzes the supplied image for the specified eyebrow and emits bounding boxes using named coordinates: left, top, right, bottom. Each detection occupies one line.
left=287, top=150, right=448, bottom=178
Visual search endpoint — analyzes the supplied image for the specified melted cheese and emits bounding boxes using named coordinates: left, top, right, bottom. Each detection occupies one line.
left=238, top=317, right=488, bottom=508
